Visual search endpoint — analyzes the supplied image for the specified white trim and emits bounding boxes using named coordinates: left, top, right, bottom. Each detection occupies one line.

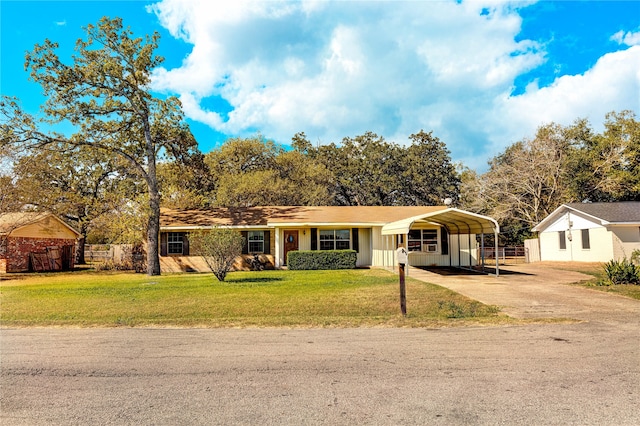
left=161, top=225, right=269, bottom=231
left=266, top=221, right=386, bottom=227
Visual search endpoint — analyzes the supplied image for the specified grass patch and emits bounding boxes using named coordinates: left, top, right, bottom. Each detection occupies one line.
left=0, top=269, right=511, bottom=328
left=554, top=262, right=640, bottom=300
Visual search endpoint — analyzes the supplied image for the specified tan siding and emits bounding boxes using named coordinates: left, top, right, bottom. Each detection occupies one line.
left=10, top=217, right=78, bottom=240
left=356, top=228, right=372, bottom=267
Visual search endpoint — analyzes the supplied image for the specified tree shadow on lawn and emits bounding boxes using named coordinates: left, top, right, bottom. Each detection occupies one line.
left=225, top=277, right=284, bottom=285
left=416, top=266, right=532, bottom=276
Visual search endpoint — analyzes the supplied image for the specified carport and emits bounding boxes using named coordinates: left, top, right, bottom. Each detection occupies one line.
left=381, top=208, right=500, bottom=276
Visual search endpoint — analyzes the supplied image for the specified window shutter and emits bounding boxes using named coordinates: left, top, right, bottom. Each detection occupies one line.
left=311, top=228, right=318, bottom=250
left=241, top=231, right=249, bottom=254
left=352, top=228, right=359, bottom=253
left=441, top=227, right=449, bottom=255
left=160, top=233, right=168, bottom=256
left=264, top=230, right=271, bottom=254
left=182, top=233, right=190, bottom=256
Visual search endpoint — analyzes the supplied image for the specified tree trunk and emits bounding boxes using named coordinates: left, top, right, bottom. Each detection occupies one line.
left=76, top=222, right=88, bottom=265
left=146, top=184, right=161, bottom=276
left=145, top=136, right=161, bottom=276
left=76, top=236, right=86, bottom=265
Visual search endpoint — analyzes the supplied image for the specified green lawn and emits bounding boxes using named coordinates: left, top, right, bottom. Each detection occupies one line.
left=0, top=269, right=510, bottom=328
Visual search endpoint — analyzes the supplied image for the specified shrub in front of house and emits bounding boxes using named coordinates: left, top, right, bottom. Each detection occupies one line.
left=287, top=250, right=357, bottom=270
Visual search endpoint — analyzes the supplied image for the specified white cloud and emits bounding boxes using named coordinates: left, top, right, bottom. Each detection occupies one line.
left=490, top=45, right=640, bottom=160
left=611, top=29, right=640, bottom=47
left=147, top=0, right=638, bottom=171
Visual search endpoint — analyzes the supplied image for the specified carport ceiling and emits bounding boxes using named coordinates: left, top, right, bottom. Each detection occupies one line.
left=381, top=208, right=499, bottom=235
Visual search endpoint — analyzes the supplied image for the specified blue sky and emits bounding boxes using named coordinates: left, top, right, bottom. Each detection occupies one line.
left=1, top=0, right=639, bottom=171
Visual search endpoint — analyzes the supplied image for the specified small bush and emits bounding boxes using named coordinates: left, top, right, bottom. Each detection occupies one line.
left=287, top=250, right=357, bottom=270
left=190, top=228, right=245, bottom=282
left=602, top=258, right=640, bottom=285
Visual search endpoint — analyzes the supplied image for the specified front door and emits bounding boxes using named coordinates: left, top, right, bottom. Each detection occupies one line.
left=283, top=230, right=299, bottom=265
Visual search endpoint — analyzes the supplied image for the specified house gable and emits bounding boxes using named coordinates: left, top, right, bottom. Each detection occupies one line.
left=533, top=202, right=640, bottom=233
left=538, top=209, right=604, bottom=233
left=0, top=213, right=80, bottom=239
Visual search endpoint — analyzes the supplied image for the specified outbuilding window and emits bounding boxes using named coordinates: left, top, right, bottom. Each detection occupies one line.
left=581, top=229, right=590, bottom=249
left=559, top=231, right=566, bottom=250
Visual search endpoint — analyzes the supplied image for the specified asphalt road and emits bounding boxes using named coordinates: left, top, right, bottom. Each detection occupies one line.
left=2, top=265, right=640, bottom=425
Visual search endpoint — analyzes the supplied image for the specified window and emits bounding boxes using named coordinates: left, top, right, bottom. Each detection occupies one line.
left=319, top=229, right=350, bottom=250
left=559, top=231, right=566, bottom=250
left=248, top=231, right=264, bottom=253
left=407, top=229, right=439, bottom=253
left=408, top=230, right=422, bottom=251
left=581, top=229, right=590, bottom=249
left=168, top=232, right=184, bottom=254
left=423, top=230, right=438, bottom=252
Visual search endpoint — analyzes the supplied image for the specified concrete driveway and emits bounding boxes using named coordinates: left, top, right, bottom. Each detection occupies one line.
left=406, top=263, right=640, bottom=325
left=2, top=263, right=639, bottom=425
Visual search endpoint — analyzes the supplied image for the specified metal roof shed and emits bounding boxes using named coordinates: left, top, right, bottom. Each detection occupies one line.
left=381, top=208, right=500, bottom=276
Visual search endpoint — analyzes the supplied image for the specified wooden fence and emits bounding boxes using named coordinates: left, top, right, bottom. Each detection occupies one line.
left=84, top=244, right=133, bottom=263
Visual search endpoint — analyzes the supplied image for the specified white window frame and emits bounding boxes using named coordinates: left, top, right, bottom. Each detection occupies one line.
left=319, top=229, right=350, bottom=250
left=168, top=232, right=184, bottom=255
left=408, top=229, right=439, bottom=253
left=248, top=231, right=265, bottom=254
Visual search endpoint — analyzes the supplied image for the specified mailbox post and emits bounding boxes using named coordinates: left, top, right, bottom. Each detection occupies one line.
left=396, top=245, right=408, bottom=316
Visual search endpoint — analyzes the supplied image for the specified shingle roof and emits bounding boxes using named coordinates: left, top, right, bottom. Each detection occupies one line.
left=565, top=202, right=640, bottom=223
left=160, top=206, right=448, bottom=228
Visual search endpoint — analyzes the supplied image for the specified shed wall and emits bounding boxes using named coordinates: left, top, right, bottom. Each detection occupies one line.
left=539, top=226, right=613, bottom=262
left=1, top=236, right=76, bottom=273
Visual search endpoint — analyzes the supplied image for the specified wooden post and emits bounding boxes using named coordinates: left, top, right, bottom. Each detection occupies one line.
left=396, top=245, right=408, bottom=316
left=399, top=262, right=406, bottom=316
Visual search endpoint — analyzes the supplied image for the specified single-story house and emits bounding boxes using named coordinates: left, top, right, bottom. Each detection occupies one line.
left=159, top=206, right=500, bottom=274
left=531, top=202, right=640, bottom=262
left=0, top=212, right=80, bottom=273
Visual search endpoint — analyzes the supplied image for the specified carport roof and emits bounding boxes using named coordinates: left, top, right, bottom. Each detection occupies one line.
left=381, top=208, right=500, bottom=235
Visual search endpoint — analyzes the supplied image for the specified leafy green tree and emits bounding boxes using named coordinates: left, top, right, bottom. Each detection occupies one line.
left=0, top=176, right=21, bottom=214
left=11, top=146, right=139, bottom=262
left=158, top=151, right=215, bottom=209
left=190, top=228, right=244, bottom=282
left=0, top=17, right=198, bottom=275
left=401, top=130, right=460, bottom=205
left=309, top=132, right=403, bottom=206
left=569, top=111, right=640, bottom=202
left=303, top=130, right=459, bottom=206
left=205, top=136, right=332, bottom=206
